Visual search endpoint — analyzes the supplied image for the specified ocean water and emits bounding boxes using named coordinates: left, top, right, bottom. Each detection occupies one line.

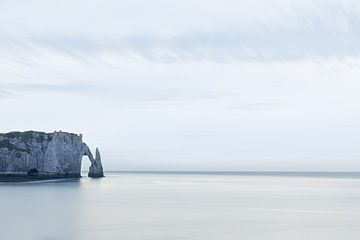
left=1, top=172, right=360, bottom=240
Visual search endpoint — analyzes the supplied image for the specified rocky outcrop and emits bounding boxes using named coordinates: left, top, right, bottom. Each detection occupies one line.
left=0, top=131, right=104, bottom=179
left=84, top=145, right=104, bottom=178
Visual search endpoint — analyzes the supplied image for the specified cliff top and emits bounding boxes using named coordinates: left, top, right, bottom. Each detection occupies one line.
left=0, top=131, right=81, bottom=139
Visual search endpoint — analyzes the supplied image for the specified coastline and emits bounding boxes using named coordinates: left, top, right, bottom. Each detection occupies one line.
left=0, top=173, right=81, bottom=182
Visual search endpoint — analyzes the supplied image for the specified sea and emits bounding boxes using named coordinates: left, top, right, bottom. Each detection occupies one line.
left=1, top=171, right=360, bottom=240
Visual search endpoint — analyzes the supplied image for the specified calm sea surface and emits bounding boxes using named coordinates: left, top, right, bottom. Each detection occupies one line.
left=1, top=172, right=360, bottom=240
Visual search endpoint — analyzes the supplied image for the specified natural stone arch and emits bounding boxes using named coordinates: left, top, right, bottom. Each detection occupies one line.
left=83, top=144, right=104, bottom=178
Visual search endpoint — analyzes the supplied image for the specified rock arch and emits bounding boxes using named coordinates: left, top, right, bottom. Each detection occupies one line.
left=83, top=144, right=104, bottom=178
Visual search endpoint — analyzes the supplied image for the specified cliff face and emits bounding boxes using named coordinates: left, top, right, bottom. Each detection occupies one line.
left=0, top=131, right=104, bottom=178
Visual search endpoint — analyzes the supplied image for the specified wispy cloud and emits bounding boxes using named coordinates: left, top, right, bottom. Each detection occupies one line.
left=0, top=90, right=13, bottom=98
left=1, top=25, right=360, bottom=64
left=20, top=83, right=96, bottom=93
left=0, top=0, right=360, bottom=64
left=0, top=81, right=240, bottom=106
left=0, top=82, right=96, bottom=96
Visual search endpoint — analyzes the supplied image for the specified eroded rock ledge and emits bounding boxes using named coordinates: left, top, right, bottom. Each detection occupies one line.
left=0, top=131, right=104, bottom=180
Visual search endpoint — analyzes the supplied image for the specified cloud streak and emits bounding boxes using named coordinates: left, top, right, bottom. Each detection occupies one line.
left=0, top=82, right=97, bottom=97
left=1, top=25, right=360, bottom=65
left=1, top=0, right=360, bottom=64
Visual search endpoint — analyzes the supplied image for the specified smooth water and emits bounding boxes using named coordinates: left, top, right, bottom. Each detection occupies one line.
left=1, top=172, right=360, bottom=240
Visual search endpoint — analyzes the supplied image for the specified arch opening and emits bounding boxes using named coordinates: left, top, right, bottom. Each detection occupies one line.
left=27, top=168, right=39, bottom=177
left=81, top=155, right=91, bottom=177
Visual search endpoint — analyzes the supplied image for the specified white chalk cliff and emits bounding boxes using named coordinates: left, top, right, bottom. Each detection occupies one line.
left=0, top=131, right=104, bottom=178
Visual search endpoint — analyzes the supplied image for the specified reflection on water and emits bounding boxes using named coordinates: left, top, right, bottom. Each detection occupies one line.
left=1, top=173, right=360, bottom=240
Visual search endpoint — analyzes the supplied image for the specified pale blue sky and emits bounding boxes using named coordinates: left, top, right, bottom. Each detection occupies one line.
left=1, top=0, right=360, bottom=171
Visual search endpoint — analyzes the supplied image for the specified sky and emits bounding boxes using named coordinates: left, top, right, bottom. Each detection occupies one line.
left=1, top=0, right=360, bottom=171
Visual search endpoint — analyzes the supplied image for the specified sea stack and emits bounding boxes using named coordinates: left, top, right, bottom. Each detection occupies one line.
left=0, top=131, right=104, bottom=180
